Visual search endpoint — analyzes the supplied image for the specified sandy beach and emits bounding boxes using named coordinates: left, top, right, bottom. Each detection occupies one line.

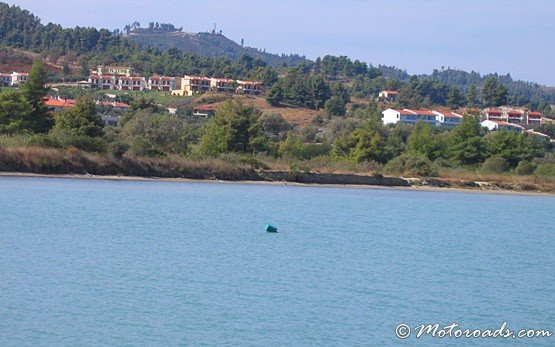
left=1, top=171, right=552, bottom=196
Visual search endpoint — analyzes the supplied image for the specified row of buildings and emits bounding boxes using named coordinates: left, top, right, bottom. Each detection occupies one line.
left=87, top=66, right=263, bottom=96
left=382, top=109, right=465, bottom=127
left=382, top=107, right=546, bottom=127
left=0, top=72, right=29, bottom=87
left=381, top=108, right=552, bottom=140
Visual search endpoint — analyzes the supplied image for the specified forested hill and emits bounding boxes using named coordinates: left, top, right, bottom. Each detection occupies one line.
left=127, top=29, right=306, bottom=67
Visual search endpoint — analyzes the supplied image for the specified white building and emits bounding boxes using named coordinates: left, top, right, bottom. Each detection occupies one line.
left=118, top=76, right=147, bottom=91
left=89, top=74, right=117, bottom=90
left=378, top=90, right=399, bottom=102
left=148, top=76, right=176, bottom=92
left=11, top=72, right=28, bottom=86
left=381, top=108, right=439, bottom=126
left=481, top=120, right=524, bottom=133
left=432, top=110, right=463, bottom=126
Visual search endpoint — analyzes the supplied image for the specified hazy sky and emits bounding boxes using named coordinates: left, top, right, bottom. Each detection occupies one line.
left=10, top=0, right=555, bottom=86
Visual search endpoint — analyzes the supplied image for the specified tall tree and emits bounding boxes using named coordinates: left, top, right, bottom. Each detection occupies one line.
left=0, top=91, right=34, bottom=134
left=198, top=101, right=266, bottom=157
left=447, top=86, right=465, bottom=109
left=406, top=121, right=444, bottom=160
left=52, top=96, right=104, bottom=138
left=21, top=60, right=53, bottom=133
left=467, top=84, right=478, bottom=107
left=493, top=84, right=508, bottom=106
left=446, top=115, right=485, bottom=165
left=481, top=76, right=498, bottom=107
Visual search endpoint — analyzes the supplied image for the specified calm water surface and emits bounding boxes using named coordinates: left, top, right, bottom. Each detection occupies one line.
left=0, top=176, right=553, bottom=346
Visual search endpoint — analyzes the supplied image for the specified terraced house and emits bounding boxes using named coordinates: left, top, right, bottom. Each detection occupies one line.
left=382, top=108, right=442, bottom=126
left=148, top=76, right=176, bottom=92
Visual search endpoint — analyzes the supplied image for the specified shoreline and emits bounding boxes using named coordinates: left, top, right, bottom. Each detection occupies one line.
left=1, top=172, right=553, bottom=197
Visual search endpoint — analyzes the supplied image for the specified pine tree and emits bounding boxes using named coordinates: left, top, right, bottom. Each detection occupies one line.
left=21, top=60, right=53, bottom=133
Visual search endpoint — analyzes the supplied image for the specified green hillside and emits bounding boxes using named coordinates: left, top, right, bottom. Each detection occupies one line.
left=127, top=30, right=306, bottom=67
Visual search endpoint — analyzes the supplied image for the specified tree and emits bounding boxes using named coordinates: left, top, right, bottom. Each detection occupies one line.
left=406, top=121, right=444, bottom=160
left=332, top=118, right=389, bottom=164
left=121, top=112, right=189, bottom=156
left=325, top=96, right=346, bottom=117
left=62, top=62, right=70, bottom=76
left=50, top=96, right=105, bottom=151
left=21, top=60, right=53, bottom=133
left=481, top=76, right=498, bottom=107
left=198, top=100, right=266, bottom=157
left=493, top=84, right=508, bottom=106
left=484, top=130, right=533, bottom=167
left=446, top=115, right=485, bottom=165
left=467, top=84, right=478, bottom=107
left=447, top=86, right=465, bottom=109
left=0, top=91, right=34, bottom=134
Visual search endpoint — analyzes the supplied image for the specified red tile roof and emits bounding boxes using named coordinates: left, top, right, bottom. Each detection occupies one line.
left=382, top=90, right=399, bottom=94
left=442, top=112, right=463, bottom=118
left=404, top=109, right=435, bottom=116
left=487, top=109, right=503, bottom=114
left=44, top=98, right=75, bottom=108
left=528, top=111, right=543, bottom=118
left=492, top=120, right=525, bottom=129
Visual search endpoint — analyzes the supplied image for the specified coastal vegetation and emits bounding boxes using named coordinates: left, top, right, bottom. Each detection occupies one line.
left=0, top=3, right=554, bottom=192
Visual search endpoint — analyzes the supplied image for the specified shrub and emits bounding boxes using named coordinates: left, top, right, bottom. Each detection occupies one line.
left=514, top=160, right=535, bottom=175
left=383, top=154, right=439, bottom=177
left=482, top=156, right=509, bottom=173
left=534, top=164, right=555, bottom=178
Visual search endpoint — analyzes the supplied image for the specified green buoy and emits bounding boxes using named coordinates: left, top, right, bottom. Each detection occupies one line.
left=265, top=224, right=278, bottom=233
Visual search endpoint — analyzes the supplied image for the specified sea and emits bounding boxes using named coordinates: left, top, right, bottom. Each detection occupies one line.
left=0, top=176, right=553, bottom=346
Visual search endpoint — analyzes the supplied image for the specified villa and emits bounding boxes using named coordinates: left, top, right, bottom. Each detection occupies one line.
left=118, top=76, right=147, bottom=91
left=480, top=120, right=524, bottom=132
left=172, top=75, right=211, bottom=96
left=148, top=76, right=176, bottom=92
left=210, top=78, right=234, bottom=92
left=381, top=108, right=439, bottom=125
left=378, top=90, right=399, bottom=102
left=236, top=80, right=263, bottom=94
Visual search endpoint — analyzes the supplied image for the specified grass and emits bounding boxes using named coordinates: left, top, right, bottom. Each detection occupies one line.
left=439, top=167, right=555, bottom=191
left=107, top=89, right=186, bottom=105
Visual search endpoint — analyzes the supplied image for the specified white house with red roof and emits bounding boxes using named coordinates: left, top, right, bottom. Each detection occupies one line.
left=381, top=108, right=439, bottom=125
left=44, top=97, right=76, bottom=112
left=193, top=105, right=216, bottom=117
left=432, top=110, right=464, bottom=126
left=148, top=76, right=176, bottom=92
left=89, top=74, right=117, bottom=90
left=527, top=111, right=543, bottom=125
left=484, top=108, right=504, bottom=121
left=481, top=120, right=524, bottom=133
left=118, top=76, right=146, bottom=91
left=378, top=90, right=399, bottom=102
left=506, top=110, right=524, bottom=124
left=11, top=72, right=28, bottom=86
left=210, top=78, right=234, bottom=92
left=236, top=80, right=263, bottom=94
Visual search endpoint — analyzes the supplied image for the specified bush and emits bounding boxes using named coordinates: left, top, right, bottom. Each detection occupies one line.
left=383, top=154, right=439, bottom=177
left=534, top=164, right=555, bottom=178
left=514, top=160, right=535, bottom=175
left=482, top=156, right=509, bottom=173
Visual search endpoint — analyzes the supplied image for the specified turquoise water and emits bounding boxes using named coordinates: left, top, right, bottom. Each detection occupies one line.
left=0, top=176, right=553, bottom=346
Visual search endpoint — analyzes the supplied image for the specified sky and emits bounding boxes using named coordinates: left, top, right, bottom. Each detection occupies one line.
left=9, top=0, right=555, bottom=86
